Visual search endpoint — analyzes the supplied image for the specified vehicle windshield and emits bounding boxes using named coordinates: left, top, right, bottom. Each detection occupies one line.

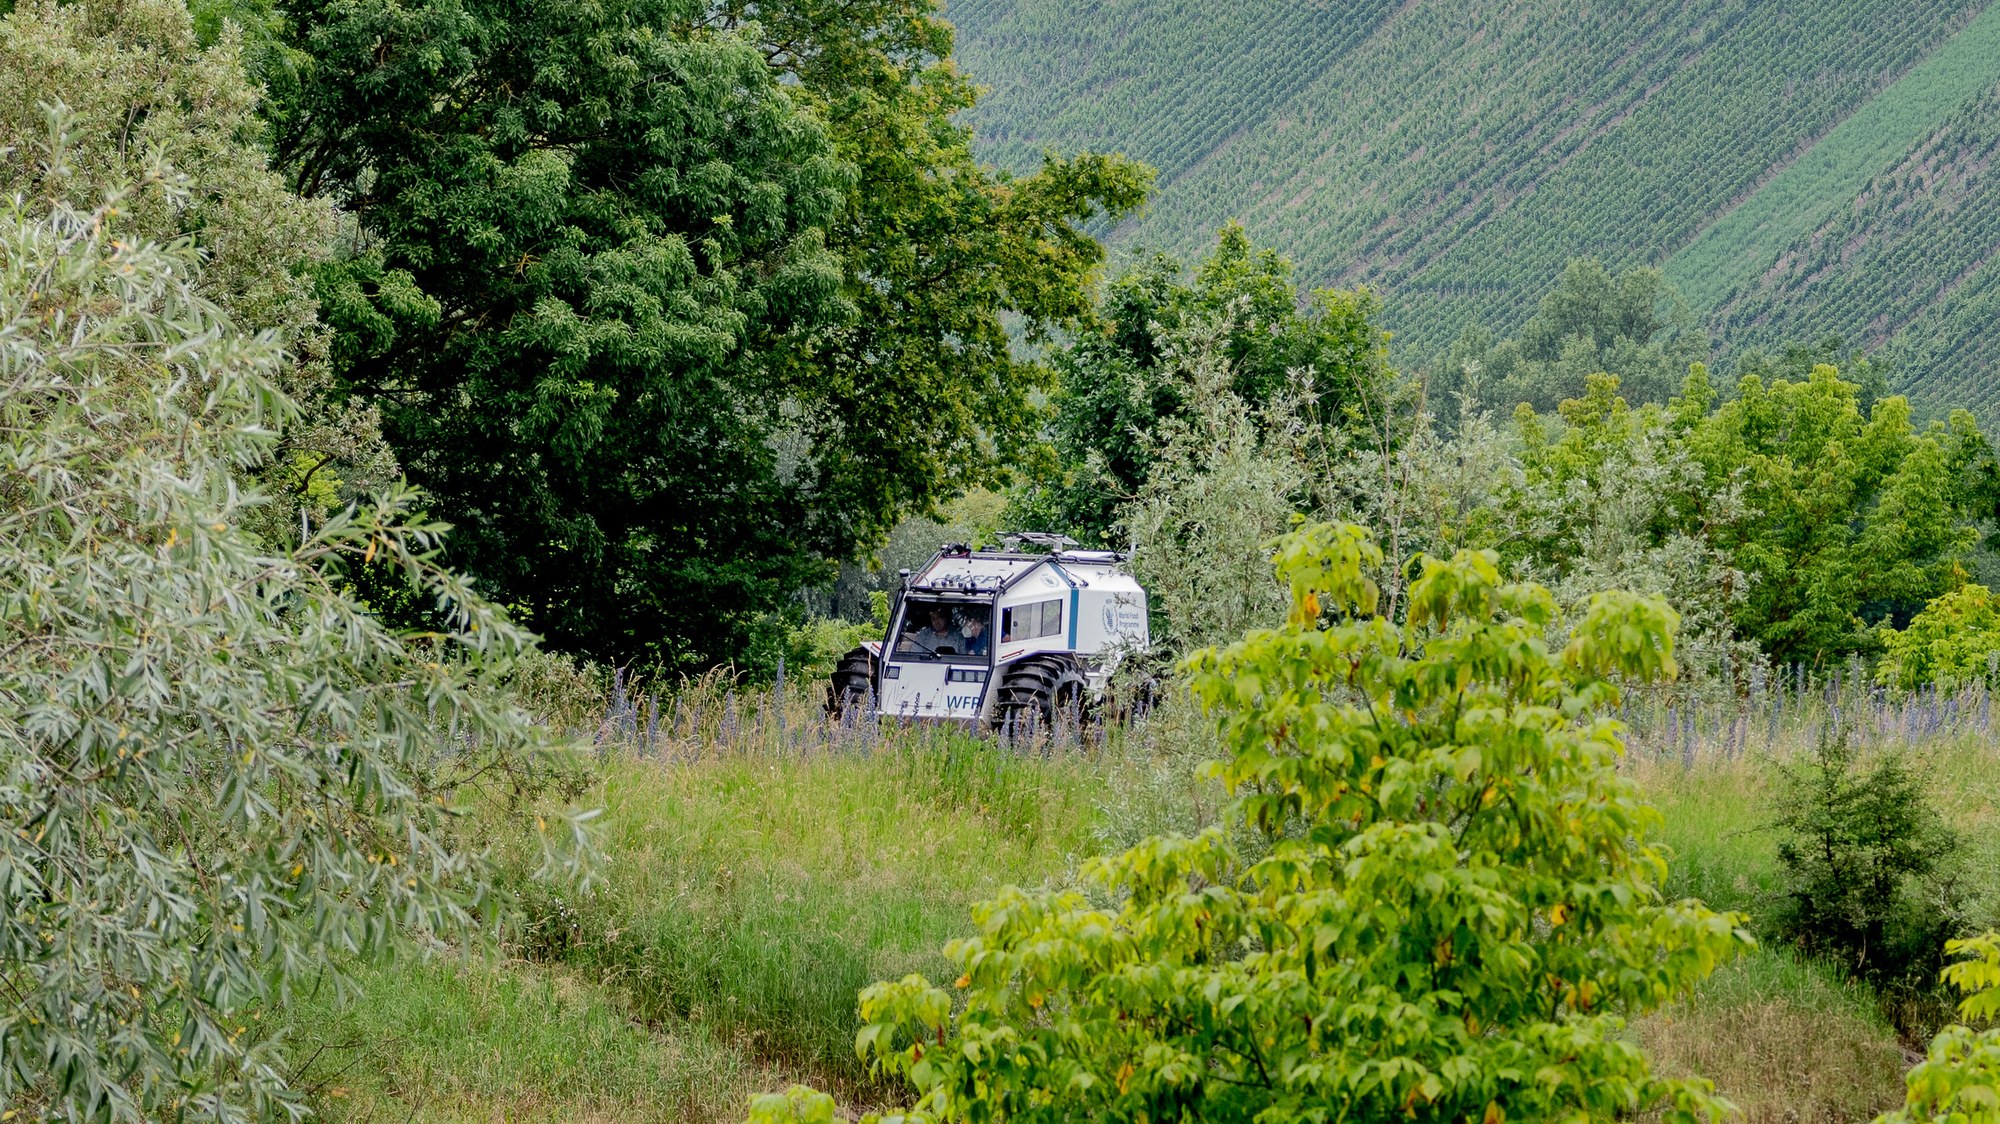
left=893, top=598, right=992, bottom=663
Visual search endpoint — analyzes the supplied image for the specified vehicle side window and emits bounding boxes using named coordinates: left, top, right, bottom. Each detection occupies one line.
left=1003, top=599, right=1063, bottom=642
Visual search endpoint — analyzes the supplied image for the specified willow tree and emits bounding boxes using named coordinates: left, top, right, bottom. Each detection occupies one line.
left=0, top=0, right=397, bottom=544
left=0, top=141, right=578, bottom=1121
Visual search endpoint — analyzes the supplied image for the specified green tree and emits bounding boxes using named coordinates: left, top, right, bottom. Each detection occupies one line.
left=753, top=521, right=1750, bottom=1123
left=1878, top=584, right=2000, bottom=689
left=1686, top=365, right=1981, bottom=663
left=1451, top=258, right=1708, bottom=414
left=1770, top=736, right=1967, bottom=993
left=1025, top=224, right=1388, bottom=543
left=1732, top=335, right=1890, bottom=416
left=0, top=0, right=396, bottom=544
left=1118, top=309, right=1304, bottom=655
left=0, top=153, right=578, bottom=1120
left=269, top=0, right=1145, bottom=668
left=1491, top=371, right=1755, bottom=693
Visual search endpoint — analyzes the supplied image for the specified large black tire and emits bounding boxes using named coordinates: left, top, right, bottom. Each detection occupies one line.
left=826, top=646, right=877, bottom=719
left=990, top=654, right=1089, bottom=739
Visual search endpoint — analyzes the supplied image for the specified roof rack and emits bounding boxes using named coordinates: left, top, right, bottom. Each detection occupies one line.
left=996, top=531, right=1078, bottom=552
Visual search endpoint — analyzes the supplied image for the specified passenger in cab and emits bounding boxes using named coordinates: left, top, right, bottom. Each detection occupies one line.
left=956, top=610, right=988, bottom=656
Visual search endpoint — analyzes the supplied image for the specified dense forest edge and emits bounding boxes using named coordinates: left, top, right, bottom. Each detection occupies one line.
left=4, top=0, right=2000, bottom=1120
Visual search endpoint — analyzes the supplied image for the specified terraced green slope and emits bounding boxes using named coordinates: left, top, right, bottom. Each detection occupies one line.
left=946, top=0, right=1399, bottom=180
left=1666, top=2, right=2000, bottom=311
left=1713, top=80, right=2000, bottom=419
left=947, top=0, right=2000, bottom=408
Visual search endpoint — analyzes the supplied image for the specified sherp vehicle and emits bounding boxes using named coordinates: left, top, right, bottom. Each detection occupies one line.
left=827, top=535, right=1150, bottom=730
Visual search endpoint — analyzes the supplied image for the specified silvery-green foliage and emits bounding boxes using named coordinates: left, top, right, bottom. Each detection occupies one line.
left=1294, top=369, right=1756, bottom=695
left=1496, top=380, right=1760, bottom=696
left=0, top=0, right=397, bottom=543
left=1290, top=378, right=1512, bottom=621
left=1120, top=305, right=1305, bottom=655
left=0, top=172, right=580, bottom=1120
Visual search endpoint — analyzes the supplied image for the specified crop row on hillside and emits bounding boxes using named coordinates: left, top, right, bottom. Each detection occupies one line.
left=1708, top=76, right=2000, bottom=419
left=945, top=0, right=1396, bottom=179
left=1666, top=2, right=2000, bottom=310
left=1886, top=262, right=2000, bottom=420
left=949, top=0, right=1991, bottom=357
left=1370, top=1, right=1986, bottom=351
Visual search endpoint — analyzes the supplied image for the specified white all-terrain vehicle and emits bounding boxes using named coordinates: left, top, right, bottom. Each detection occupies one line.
left=827, top=534, right=1151, bottom=731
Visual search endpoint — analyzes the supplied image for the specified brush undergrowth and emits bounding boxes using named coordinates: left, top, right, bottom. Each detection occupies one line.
left=283, top=953, right=794, bottom=1122
left=283, top=681, right=1999, bottom=1123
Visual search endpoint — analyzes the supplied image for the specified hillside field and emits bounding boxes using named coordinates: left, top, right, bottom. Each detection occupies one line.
left=945, top=0, right=2000, bottom=411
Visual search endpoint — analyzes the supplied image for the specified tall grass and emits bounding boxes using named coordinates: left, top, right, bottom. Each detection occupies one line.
left=1626, top=727, right=2000, bottom=1121
left=1637, top=947, right=1909, bottom=1123
left=287, top=662, right=2000, bottom=1122
left=296, top=672, right=1213, bottom=1112
left=287, top=955, right=792, bottom=1122
left=524, top=679, right=1231, bottom=1082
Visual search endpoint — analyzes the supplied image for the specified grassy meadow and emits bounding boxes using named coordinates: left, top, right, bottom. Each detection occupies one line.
left=282, top=679, right=2000, bottom=1123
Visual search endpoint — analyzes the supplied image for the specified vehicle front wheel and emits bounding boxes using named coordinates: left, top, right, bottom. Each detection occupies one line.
left=826, top=646, right=876, bottom=720
left=990, top=654, right=1088, bottom=740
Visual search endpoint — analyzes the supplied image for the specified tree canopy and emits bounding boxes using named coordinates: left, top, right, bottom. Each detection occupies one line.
left=1023, top=224, right=1389, bottom=544
left=269, top=0, right=1146, bottom=667
left=1445, top=258, right=1708, bottom=414
left=0, top=0, right=396, bottom=544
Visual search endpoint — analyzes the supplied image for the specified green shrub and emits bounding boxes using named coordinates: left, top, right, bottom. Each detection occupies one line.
left=1770, top=734, right=1968, bottom=998
left=1876, top=932, right=2000, bottom=1123
left=753, top=521, right=1751, bottom=1123
left=1879, top=584, right=2000, bottom=690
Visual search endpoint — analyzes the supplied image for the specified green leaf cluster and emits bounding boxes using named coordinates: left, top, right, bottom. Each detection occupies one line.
left=1686, top=365, right=1989, bottom=664
left=757, top=521, right=1750, bottom=1123
left=0, top=0, right=399, bottom=544
left=1879, top=584, right=2000, bottom=690
left=0, top=151, right=578, bottom=1119
left=1877, top=933, right=2000, bottom=1124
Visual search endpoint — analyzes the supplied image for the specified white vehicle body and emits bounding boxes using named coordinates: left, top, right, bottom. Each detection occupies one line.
left=863, top=544, right=1149, bottom=723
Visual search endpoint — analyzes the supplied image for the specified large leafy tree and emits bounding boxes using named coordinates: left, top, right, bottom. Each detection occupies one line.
left=268, top=0, right=1145, bottom=667
left=1878, top=584, right=2000, bottom=689
left=1683, top=364, right=1990, bottom=663
left=1027, top=224, right=1389, bottom=544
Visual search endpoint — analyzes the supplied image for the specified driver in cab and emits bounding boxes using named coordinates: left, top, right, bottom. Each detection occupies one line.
left=899, top=606, right=957, bottom=654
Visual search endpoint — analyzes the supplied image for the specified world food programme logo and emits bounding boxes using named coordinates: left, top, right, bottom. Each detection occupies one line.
left=1102, top=603, right=1117, bottom=634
